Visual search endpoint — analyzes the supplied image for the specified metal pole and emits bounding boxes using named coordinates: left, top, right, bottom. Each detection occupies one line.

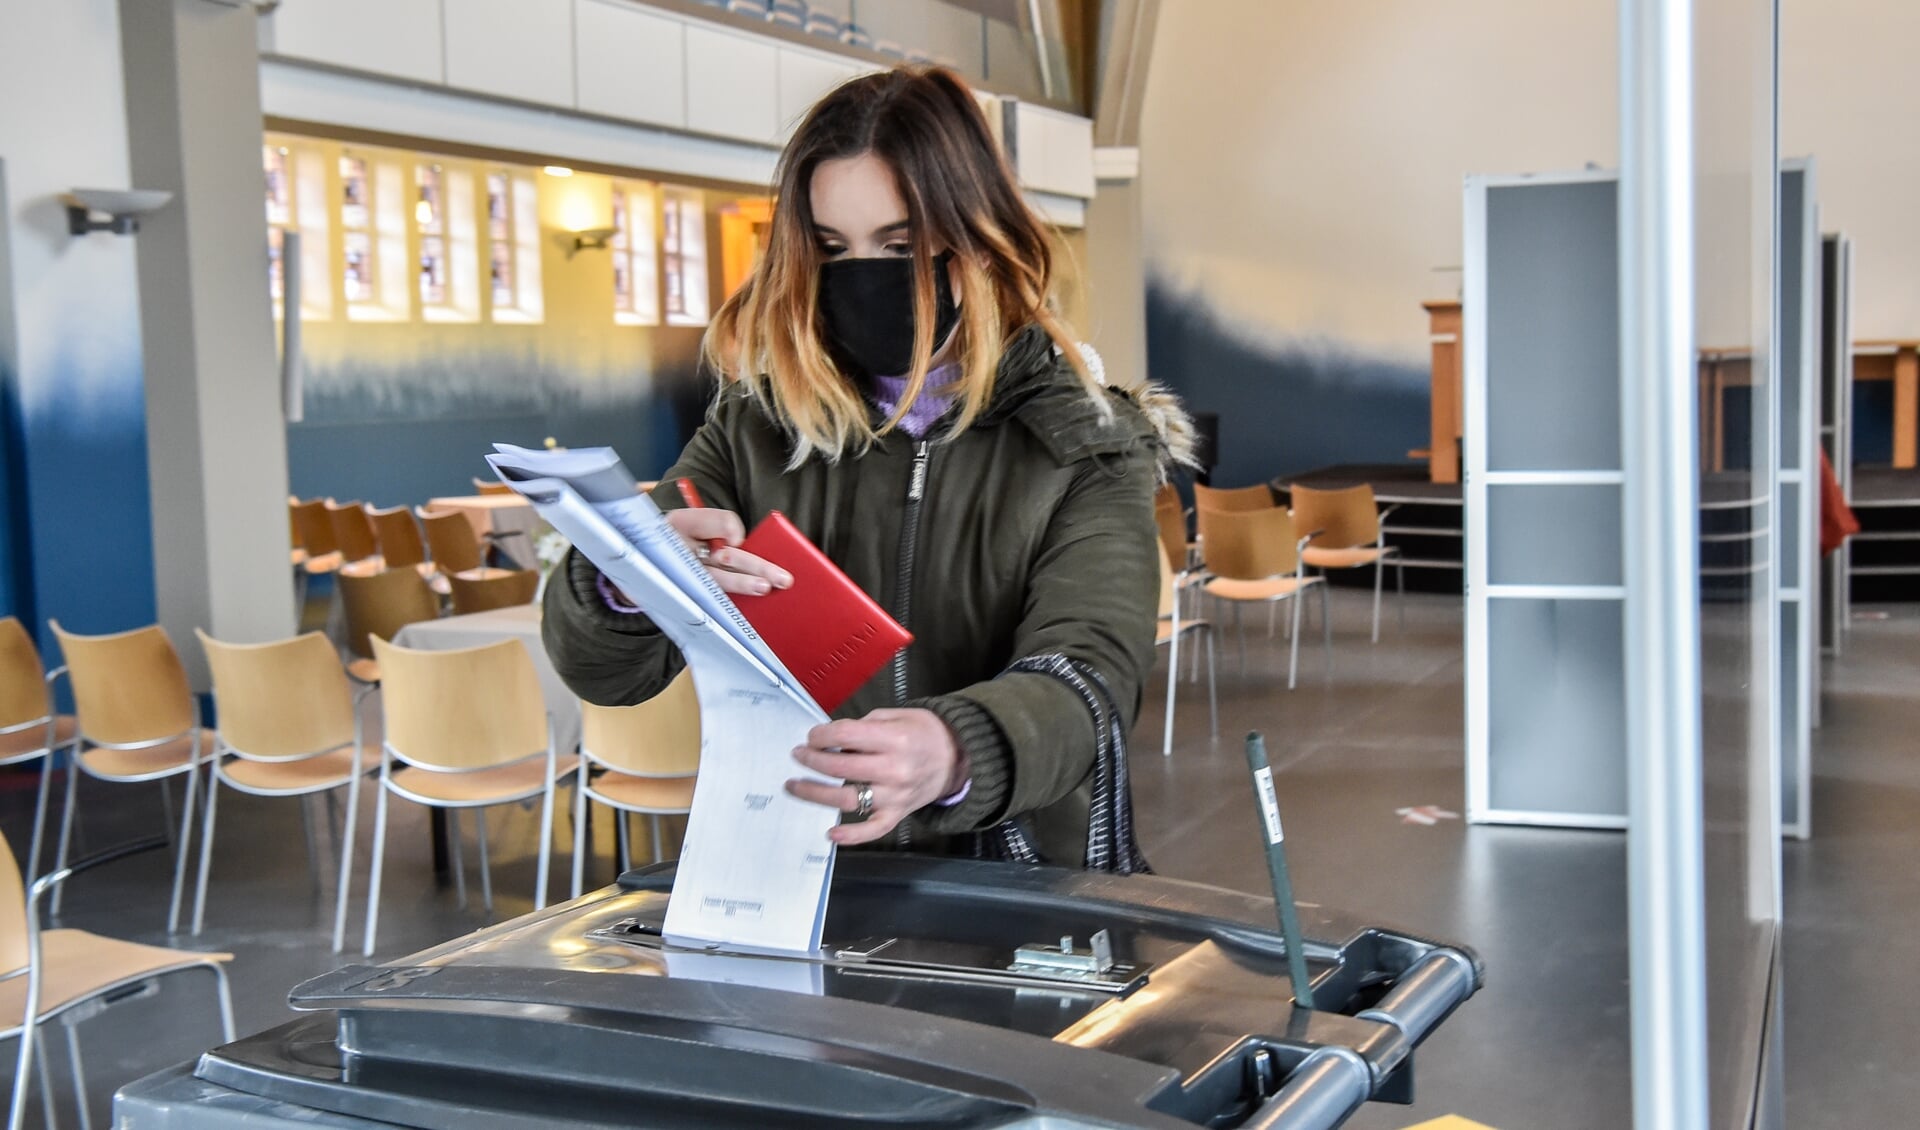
left=1619, top=0, right=1709, bottom=1125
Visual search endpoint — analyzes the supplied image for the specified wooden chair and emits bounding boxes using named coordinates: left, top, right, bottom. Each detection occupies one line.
left=1195, top=507, right=1329, bottom=690
left=571, top=671, right=700, bottom=896
left=362, top=638, right=578, bottom=955
left=1155, top=547, right=1217, bottom=757
left=336, top=567, right=441, bottom=684
left=1289, top=483, right=1405, bottom=643
left=288, top=497, right=307, bottom=570
left=473, top=477, right=514, bottom=496
left=368, top=505, right=449, bottom=595
left=448, top=568, right=540, bottom=616
left=419, top=508, right=483, bottom=575
left=325, top=499, right=383, bottom=577
left=1, top=829, right=233, bottom=1130
left=45, top=622, right=209, bottom=930
left=0, top=619, right=77, bottom=894
left=195, top=631, right=377, bottom=952
left=288, top=499, right=344, bottom=616
left=1192, top=482, right=1275, bottom=513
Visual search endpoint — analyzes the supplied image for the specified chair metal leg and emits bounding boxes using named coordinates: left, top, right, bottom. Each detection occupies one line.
left=1162, top=626, right=1180, bottom=758
left=448, top=809, right=467, bottom=910
left=1288, top=594, right=1303, bottom=691
left=332, top=773, right=362, bottom=953
left=63, top=1017, right=90, bottom=1130
left=1397, top=559, right=1408, bottom=632
left=51, top=757, right=79, bottom=917
left=1321, top=583, right=1333, bottom=672
left=616, top=810, right=632, bottom=874
left=1372, top=557, right=1385, bottom=643
left=211, top=962, right=237, bottom=1040
left=1204, top=628, right=1219, bottom=739
left=362, top=775, right=392, bottom=957
left=33, top=1028, right=55, bottom=1130
left=159, top=776, right=175, bottom=858
left=26, top=748, right=57, bottom=892
left=534, top=779, right=558, bottom=911
left=191, top=774, right=221, bottom=935
left=571, top=773, right=589, bottom=899
left=299, top=794, right=323, bottom=895
left=167, top=745, right=202, bottom=934
left=474, top=808, right=494, bottom=914
left=650, top=814, right=665, bottom=863
left=1234, top=604, right=1246, bottom=672
left=1268, top=601, right=1278, bottom=639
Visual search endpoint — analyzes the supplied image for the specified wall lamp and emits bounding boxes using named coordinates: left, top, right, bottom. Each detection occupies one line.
left=63, top=189, right=173, bottom=237
left=563, top=227, right=617, bottom=259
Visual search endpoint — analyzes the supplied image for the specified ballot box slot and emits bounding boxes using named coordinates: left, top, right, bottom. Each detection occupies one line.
left=586, top=918, right=1152, bottom=996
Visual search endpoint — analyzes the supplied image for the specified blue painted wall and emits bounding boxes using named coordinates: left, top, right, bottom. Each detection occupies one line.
left=1144, top=279, right=1429, bottom=488
left=2, top=0, right=158, bottom=656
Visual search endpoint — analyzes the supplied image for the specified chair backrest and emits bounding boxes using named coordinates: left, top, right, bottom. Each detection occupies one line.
left=290, top=498, right=339, bottom=557
left=1196, top=506, right=1302, bottom=582
left=1154, top=499, right=1187, bottom=575
left=473, top=478, right=514, bottom=496
left=367, top=505, right=427, bottom=569
left=372, top=637, right=547, bottom=770
left=448, top=569, right=539, bottom=616
left=1192, top=482, right=1275, bottom=512
left=288, top=497, right=304, bottom=551
left=419, top=509, right=484, bottom=575
left=337, top=568, right=441, bottom=660
left=580, top=669, right=701, bottom=777
left=326, top=500, right=380, bottom=564
left=0, top=618, right=50, bottom=731
left=1289, top=483, right=1380, bottom=550
left=0, top=830, right=27, bottom=974
left=199, top=631, right=355, bottom=760
left=49, top=621, right=195, bottom=745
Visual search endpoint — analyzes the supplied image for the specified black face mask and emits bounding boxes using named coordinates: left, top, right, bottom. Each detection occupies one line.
left=817, top=252, right=959, bottom=378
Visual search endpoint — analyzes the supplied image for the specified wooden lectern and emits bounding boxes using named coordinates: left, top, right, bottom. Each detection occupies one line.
left=1420, top=301, right=1463, bottom=484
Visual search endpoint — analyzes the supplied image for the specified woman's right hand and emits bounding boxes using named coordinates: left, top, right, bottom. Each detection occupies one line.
left=666, top=507, right=793, bottom=596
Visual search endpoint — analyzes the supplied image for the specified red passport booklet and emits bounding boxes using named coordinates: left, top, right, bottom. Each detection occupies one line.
left=730, top=511, right=911, bottom=713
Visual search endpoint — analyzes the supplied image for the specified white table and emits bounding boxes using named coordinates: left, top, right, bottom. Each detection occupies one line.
left=425, top=494, right=542, bottom=569
left=392, top=604, right=579, bottom=755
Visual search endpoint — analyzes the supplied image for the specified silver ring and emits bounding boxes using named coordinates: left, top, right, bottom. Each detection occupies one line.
left=694, top=544, right=710, bottom=563
left=850, top=781, right=874, bottom=821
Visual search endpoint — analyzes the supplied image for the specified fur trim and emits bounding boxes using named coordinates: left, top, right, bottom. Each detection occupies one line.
left=1077, top=343, right=1198, bottom=481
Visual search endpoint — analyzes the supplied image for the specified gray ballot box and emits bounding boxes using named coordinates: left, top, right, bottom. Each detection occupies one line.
left=115, top=856, right=1480, bottom=1129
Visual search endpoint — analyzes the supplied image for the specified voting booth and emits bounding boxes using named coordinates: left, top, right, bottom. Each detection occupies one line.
left=116, top=856, right=1481, bottom=1129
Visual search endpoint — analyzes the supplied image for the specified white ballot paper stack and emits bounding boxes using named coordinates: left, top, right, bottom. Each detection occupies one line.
left=485, top=444, right=839, bottom=955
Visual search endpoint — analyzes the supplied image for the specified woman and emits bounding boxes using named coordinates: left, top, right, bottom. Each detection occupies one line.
left=544, top=66, right=1191, bottom=869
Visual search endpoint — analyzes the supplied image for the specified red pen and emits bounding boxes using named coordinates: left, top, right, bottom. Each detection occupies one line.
left=675, top=477, right=728, bottom=557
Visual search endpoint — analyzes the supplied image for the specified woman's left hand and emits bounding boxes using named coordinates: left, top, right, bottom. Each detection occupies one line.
left=788, top=709, right=969, bottom=845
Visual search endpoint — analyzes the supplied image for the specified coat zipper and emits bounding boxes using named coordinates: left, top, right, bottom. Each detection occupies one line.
left=889, top=439, right=932, bottom=849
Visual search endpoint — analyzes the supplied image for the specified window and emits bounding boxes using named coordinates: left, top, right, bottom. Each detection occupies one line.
left=340, top=153, right=375, bottom=306
left=487, top=169, right=544, bottom=323
left=341, top=152, right=413, bottom=322
left=263, top=141, right=330, bottom=321
left=417, top=164, right=480, bottom=323
left=612, top=182, right=660, bottom=326
left=662, top=190, right=709, bottom=327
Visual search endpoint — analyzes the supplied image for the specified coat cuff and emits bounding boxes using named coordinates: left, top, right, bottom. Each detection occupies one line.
left=909, top=695, right=1013, bottom=833
left=553, top=551, right=665, bottom=636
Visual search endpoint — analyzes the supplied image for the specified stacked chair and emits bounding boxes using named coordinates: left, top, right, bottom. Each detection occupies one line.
left=572, top=670, right=702, bottom=897
left=1288, top=483, right=1405, bottom=642
left=361, top=637, right=578, bottom=955
left=194, top=631, right=376, bottom=952
left=0, top=619, right=75, bottom=894
left=1193, top=501, right=1329, bottom=690
left=45, top=622, right=210, bottom=931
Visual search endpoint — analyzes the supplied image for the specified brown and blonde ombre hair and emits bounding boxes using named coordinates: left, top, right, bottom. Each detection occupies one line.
left=703, top=65, right=1096, bottom=465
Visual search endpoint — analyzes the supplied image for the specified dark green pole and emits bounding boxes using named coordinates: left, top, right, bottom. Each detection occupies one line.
left=1245, top=732, right=1314, bottom=1009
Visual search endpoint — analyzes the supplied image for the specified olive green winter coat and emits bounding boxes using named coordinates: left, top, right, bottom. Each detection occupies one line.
left=542, top=326, right=1188, bottom=866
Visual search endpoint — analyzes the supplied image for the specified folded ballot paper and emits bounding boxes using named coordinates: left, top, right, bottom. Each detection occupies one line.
left=485, top=444, right=838, bottom=955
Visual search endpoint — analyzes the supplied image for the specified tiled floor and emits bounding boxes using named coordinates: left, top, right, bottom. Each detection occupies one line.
left=4, top=589, right=1915, bottom=1128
